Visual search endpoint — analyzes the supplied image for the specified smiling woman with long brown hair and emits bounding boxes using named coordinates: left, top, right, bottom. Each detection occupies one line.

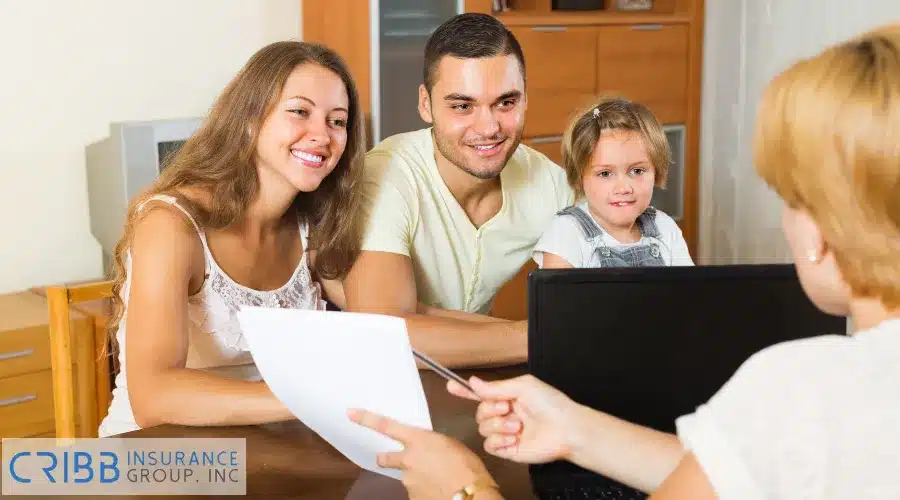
left=98, top=41, right=366, bottom=436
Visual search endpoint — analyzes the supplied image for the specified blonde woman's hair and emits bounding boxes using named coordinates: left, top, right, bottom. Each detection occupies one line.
left=561, top=96, right=671, bottom=198
left=754, top=24, right=900, bottom=307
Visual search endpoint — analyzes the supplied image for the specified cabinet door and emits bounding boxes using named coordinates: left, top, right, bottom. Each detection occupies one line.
left=511, top=26, right=597, bottom=138
left=595, top=24, right=689, bottom=124
left=510, top=26, right=596, bottom=91
left=523, top=90, right=595, bottom=139
left=523, top=136, right=565, bottom=167
left=490, top=261, right=537, bottom=321
left=0, top=371, right=56, bottom=437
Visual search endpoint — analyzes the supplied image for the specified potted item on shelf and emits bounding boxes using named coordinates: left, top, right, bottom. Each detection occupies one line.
left=616, top=0, right=653, bottom=11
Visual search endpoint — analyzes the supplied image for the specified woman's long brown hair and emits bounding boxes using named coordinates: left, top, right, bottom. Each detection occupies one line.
left=107, top=41, right=366, bottom=341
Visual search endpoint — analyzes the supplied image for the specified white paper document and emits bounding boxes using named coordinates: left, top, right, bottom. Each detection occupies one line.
left=236, top=307, right=433, bottom=480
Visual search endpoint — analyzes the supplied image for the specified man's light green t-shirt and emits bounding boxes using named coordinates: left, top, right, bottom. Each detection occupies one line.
left=360, top=128, right=574, bottom=314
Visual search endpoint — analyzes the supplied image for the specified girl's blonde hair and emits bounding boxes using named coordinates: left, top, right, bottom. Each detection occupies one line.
left=108, top=41, right=367, bottom=340
left=754, top=24, right=900, bottom=307
left=561, top=96, right=671, bottom=198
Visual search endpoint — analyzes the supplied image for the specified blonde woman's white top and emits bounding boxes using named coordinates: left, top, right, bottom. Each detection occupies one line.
left=676, top=318, right=900, bottom=500
left=98, top=194, right=326, bottom=437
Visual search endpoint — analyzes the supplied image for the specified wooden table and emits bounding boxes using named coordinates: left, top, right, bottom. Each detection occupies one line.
left=121, top=366, right=537, bottom=499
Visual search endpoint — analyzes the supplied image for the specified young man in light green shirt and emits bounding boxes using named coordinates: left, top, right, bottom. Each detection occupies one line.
left=344, top=13, right=574, bottom=368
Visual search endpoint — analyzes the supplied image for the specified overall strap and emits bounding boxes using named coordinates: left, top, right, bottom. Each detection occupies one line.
left=636, top=206, right=661, bottom=238
left=557, top=205, right=604, bottom=239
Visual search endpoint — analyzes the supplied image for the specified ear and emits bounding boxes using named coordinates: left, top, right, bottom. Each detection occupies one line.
left=796, top=209, right=828, bottom=263
left=417, top=84, right=433, bottom=124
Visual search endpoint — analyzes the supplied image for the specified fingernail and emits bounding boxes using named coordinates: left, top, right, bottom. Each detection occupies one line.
left=504, top=435, right=516, bottom=445
left=495, top=402, right=507, bottom=411
left=504, top=420, right=518, bottom=431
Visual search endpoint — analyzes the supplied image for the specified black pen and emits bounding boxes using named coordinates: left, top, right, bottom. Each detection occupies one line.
left=412, top=349, right=476, bottom=396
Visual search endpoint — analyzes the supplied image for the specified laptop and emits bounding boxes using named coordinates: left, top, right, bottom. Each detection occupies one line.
left=526, top=264, right=847, bottom=500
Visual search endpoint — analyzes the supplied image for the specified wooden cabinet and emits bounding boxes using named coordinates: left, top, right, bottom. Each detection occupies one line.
left=490, top=260, right=537, bottom=321
left=511, top=26, right=597, bottom=92
left=523, top=90, right=595, bottom=139
left=492, top=6, right=703, bottom=320
left=0, top=371, right=56, bottom=438
left=515, top=22, right=690, bottom=139
left=523, top=136, right=564, bottom=166
left=0, top=292, right=92, bottom=438
left=595, top=24, right=689, bottom=124
left=513, top=25, right=598, bottom=139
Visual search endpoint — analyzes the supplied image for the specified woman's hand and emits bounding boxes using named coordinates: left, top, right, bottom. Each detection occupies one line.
left=448, top=375, right=586, bottom=465
left=452, top=376, right=686, bottom=495
left=348, top=409, right=500, bottom=500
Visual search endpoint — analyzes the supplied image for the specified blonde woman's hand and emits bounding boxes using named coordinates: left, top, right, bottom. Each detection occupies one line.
left=448, top=375, right=585, bottom=465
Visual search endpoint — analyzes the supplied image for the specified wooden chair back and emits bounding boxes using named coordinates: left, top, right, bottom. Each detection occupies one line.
left=45, top=281, right=115, bottom=438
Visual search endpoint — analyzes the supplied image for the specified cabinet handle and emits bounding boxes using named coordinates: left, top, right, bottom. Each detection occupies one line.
left=631, top=24, right=664, bottom=30
left=532, top=26, right=567, bottom=32
left=531, top=136, right=564, bottom=144
left=0, top=349, right=34, bottom=361
left=0, top=395, right=36, bottom=407
left=383, top=28, right=438, bottom=38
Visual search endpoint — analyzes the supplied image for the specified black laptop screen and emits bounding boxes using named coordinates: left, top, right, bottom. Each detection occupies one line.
left=527, top=264, right=847, bottom=435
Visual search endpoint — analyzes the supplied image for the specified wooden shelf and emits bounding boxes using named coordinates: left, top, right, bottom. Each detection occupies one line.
left=496, top=11, right=691, bottom=26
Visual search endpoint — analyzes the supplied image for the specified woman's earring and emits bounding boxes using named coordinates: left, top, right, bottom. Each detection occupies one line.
left=808, top=251, right=820, bottom=263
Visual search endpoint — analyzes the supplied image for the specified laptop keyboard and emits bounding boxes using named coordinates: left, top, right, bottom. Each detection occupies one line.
left=536, top=482, right=647, bottom=500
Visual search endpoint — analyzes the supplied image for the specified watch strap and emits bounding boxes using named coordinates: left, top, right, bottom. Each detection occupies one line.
left=451, top=478, right=499, bottom=500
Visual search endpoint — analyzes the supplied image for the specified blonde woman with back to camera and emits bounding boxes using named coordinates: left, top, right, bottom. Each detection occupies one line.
left=99, top=41, right=366, bottom=437
left=349, top=24, right=900, bottom=500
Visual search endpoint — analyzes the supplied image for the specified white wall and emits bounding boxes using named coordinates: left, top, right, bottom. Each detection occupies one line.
left=698, top=1, right=900, bottom=265
left=0, top=0, right=302, bottom=294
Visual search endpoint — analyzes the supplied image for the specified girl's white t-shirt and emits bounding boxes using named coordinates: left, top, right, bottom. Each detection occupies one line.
left=532, top=200, right=694, bottom=267
left=675, top=318, right=900, bottom=500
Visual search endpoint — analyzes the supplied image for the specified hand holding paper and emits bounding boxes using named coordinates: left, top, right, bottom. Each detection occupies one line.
left=236, top=307, right=433, bottom=479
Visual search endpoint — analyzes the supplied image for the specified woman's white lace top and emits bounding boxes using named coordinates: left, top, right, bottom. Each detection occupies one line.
left=99, top=194, right=326, bottom=436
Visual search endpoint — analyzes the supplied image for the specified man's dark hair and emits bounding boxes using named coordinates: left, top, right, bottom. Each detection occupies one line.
left=423, top=13, right=526, bottom=93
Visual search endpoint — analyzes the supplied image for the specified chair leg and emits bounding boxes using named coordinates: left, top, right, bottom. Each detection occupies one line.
left=47, top=287, right=77, bottom=439
left=74, top=319, right=97, bottom=437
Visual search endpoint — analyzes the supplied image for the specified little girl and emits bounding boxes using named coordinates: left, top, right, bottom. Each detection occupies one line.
left=532, top=97, right=693, bottom=268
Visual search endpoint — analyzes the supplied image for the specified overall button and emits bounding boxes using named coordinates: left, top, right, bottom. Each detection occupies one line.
left=600, top=248, right=611, bottom=258
left=650, top=246, right=661, bottom=257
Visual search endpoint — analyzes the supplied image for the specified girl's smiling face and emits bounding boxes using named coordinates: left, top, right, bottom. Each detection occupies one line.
left=581, top=129, right=656, bottom=237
